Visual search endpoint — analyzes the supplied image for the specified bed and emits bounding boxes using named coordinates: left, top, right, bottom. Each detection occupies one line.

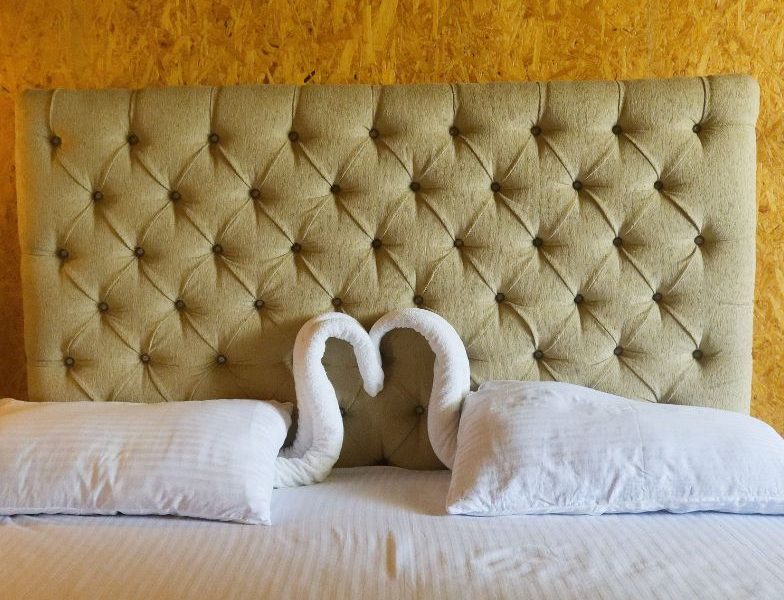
left=3, top=467, right=783, bottom=599
left=6, top=75, right=781, bottom=599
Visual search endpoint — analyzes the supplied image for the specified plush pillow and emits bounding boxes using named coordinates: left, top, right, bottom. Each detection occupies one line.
left=0, top=398, right=291, bottom=524
left=447, top=381, right=784, bottom=516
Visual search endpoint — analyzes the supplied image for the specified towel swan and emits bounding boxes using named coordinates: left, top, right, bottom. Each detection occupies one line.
left=369, top=308, right=471, bottom=469
left=277, top=307, right=470, bottom=486
left=275, top=312, right=384, bottom=488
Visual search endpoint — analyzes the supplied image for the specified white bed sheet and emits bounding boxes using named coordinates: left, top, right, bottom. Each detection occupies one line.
left=1, top=467, right=782, bottom=600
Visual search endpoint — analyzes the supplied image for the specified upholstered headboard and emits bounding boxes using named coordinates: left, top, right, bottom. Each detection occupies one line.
left=15, top=75, right=759, bottom=468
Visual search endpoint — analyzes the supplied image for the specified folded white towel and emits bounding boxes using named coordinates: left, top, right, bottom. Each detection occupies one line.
left=275, top=312, right=383, bottom=488
left=370, top=308, right=470, bottom=469
left=280, top=308, right=469, bottom=484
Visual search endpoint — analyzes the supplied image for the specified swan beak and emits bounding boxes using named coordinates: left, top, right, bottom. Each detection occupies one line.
left=363, top=381, right=384, bottom=397
left=362, top=370, right=385, bottom=397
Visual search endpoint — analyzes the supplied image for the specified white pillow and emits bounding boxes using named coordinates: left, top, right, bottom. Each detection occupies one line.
left=447, top=381, right=784, bottom=516
left=0, top=398, right=291, bottom=524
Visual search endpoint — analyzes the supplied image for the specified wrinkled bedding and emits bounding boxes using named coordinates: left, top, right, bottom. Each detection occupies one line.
left=2, top=467, right=782, bottom=600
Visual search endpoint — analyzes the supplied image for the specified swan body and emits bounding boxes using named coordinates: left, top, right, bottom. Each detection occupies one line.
left=275, top=312, right=383, bottom=488
left=369, top=308, right=471, bottom=469
left=277, top=308, right=470, bottom=486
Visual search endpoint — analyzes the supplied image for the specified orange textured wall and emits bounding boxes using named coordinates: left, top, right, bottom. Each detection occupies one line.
left=0, top=0, right=782, bottom=430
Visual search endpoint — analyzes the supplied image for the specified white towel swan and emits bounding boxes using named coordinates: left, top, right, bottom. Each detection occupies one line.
left=369, top=308, right=471, bottom=469
left=275, top=312, right=384, bottom=488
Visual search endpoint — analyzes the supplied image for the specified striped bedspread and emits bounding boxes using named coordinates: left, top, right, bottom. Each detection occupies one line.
left=2, top=467, right=782, bottom=599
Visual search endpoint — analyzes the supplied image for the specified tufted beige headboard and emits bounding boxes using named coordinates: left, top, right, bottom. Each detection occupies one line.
left=15, top=75, right=759, bottom=468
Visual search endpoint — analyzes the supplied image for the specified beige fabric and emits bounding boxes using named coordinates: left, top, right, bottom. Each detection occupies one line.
left=14, top=76, right=759, bottom=468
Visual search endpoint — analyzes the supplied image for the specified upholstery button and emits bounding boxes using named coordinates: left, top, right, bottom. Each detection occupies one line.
left=449, top=125, right=460, bottom=137
left=140, top=353, right=151, bottom=364
left=652, top=292, right=663, bottom=302
left=612, top=124, right=623, bottom=135
left=692, top=123, right=702, bottom=134
left=414, top=405, right=425, bottom=416
left=330, top=183, right=341, bottom=194
left=169, top=190, right=181, bottom=202
left=453, top=238, right=464, bottom=248
left=613, top=236, right=623, bottom=247
left=654, top=180, right=664, bottom=191
left=127, top=133, right=139, bottom=145
left=216, top=354, right=227, bottom=365
left=490, top=181, right=501, bottom=193
left=249, top=188, right=261, bottom=200
left=63, top=356, right=75, bottom=368
left=533, top=349, right=544, bottom=360
left=56, top=248, right=69, bottom=260
left=377, top=457, right=389, bottom=466
left=371, top=238, right=382, bottom=249
left=50, top=135, right=62, bottom=147
left=331, top=297, right=343, bottom=308
left=413, top=294, right=424, bottom=306
left=288, top=131, right=299, bottom=142
left=572, top=180, right=583, bottom=191
left=614, top=346, right=624, bottom=356
left=694, top=234, right=705, bottom=246
left=92, top=190, right=103, bottom=202
left=133, top=246, right=145, bottom=257
left=495, top=292, right=506, bottom=303
left=532, top=237, right=543, bottom=248
left=174, top=299, right=186, bottom=310
left=208, top=132, right=220, bottom=144
left=339, top=406, right=347, bottom=418
left=254, top=298, right=265, bottom=309
left=369, top=127, right=380, bottom=139
left=409, top=181, right=421, bottom=192
left=212, top=243, right=223, bottom=254
left=291, top=242, right=302, bottom=253
left=574, top=293, right=584, bottom=304
left=530, top=125, right=542, bottom=136
left=97, top=301, right=109, bottom=313
left=692, top=349, right=704, bottom=360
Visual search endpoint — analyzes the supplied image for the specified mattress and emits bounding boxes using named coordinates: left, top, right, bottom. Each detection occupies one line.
left=1, top=467, right=782, bottom=600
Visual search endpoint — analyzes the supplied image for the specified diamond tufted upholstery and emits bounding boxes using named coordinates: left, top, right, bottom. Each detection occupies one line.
left=15, top=75, right=759, bottom=468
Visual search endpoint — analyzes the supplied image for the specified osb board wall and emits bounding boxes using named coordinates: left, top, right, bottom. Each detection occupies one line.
left=0, top=0, right=782, bottom=431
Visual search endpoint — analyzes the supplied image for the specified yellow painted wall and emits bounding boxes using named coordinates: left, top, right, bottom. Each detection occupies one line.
left=0, top=0, right=782, bottom=430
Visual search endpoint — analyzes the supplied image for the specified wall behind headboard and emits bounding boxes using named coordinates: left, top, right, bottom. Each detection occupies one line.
left=0, top=0, right=782, bottom=432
